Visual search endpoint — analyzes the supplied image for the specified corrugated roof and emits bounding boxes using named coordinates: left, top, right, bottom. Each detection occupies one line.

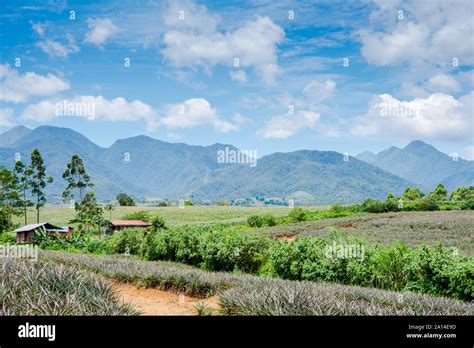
left=13, top=222, right=62, bottom=233
left=111, top=220, right=152, bottom=226
left=13, top=222, right=47, bottom=233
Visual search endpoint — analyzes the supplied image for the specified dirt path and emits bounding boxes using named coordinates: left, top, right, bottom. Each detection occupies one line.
left=113, top=282, right=219, bottom=315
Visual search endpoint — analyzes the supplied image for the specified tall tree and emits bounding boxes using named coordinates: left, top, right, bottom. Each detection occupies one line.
left=62, top=154, right=94, bottom=206
left=0, top=167, right=22, bottom=230
left=14, top=160, right=33, bottom=225
left=29, top=148, right=53, bottom=223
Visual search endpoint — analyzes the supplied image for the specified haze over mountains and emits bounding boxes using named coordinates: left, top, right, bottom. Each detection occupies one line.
left=0, top=125, right=471, bottom=204
left=355, top=141, right=474, bottom=192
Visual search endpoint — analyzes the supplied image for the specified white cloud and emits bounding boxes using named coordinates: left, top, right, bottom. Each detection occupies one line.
left=161, top=98, right=238, bottom=132
left=302, top=79, right=336, bottom=103
left=0, top=108, right=14, bottom=127
left=464, top=145, right=474, bottom=160
left=426, top=74, right=461, bottom=93
left=257, top=111, right=320, bottom=139
left=359, top=0, right=474, bottom=67
left=0, top=65, right=69, bottom=103
left=84, top=18, right=117, bottom=46
left=351, top=92, right=474, bottom=141
left=163, top=0, right=219, bottom=33
left=36, top=34, right=79, bottom=57
left=20, top=95, right=159, bottom=131
left=162, top=16, right=284, bottom=84
left=229, top=70, right=248, bottom=84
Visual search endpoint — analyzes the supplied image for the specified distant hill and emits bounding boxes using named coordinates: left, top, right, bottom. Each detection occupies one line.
left=356, top=140, right=474, bottom=191
left=0, top=125, right=31, bottom=148
left=0, top=125, right=421, bottom=204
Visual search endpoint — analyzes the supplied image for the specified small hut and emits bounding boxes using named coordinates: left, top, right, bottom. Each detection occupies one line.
left=13, top=223, right=73, bottom=244
left=107, top=220, right=152, bottom=234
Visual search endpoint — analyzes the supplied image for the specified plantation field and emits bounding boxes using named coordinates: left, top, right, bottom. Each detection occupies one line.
left=13, top=205, right=302, bottom=227
left=41, top=251, right=474, bottom=316
left=257, top=210, right=474, bottom=255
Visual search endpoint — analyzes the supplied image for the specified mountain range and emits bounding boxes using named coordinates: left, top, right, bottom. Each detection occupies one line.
left=0, top=125, right=471, bottom=204
left=355, top=140, right=474, bottom=192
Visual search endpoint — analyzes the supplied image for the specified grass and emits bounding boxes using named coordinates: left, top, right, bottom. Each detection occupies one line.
left=0, top=258, right=138, bottom=315
left=257, top=210, right=474, bottom=255
left=42, top=250, right=474, bottom=316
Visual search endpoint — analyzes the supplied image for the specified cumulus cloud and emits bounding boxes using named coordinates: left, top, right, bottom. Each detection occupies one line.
left=36, top=34, right=79, bottom=57
left=0, top=108, right=14, bottom=127
left=351, top=92, right=474, bottom=141
left=162, top=15, right=284, bottom=84
left=20, top=95, right=159, bottom=131
left=84, top=18, right=117, bottom=46
left=257, top=111, right=320, bottom=139
left=426, top=74, right=461, bottom=93
left=359, top=0, right=474, bottom=67
left=0, top=64, right=70, bottom=103
left=161, top=98, right=238, bottom=132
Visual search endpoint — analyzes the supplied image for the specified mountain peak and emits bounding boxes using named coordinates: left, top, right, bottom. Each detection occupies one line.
left=404, top=140, right=435, bottom=151
left=0, top=125, right=32, bottom=148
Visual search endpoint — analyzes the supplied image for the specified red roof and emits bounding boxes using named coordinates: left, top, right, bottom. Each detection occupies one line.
left=111, top=220, right=152, bottom=226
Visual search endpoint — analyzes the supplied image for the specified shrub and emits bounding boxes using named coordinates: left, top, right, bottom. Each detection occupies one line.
left=413, top=197, right=439, bottom=211
left=461, top=199, right=474, bottom=210
left=288, top=207, right=309, bottom=222
left=247, top=215, right=264, bottom=228
left=151, top=216, right=167, bottom=229
left=361, top=199, right=386, bottom=213
left=262, top=214, right=277, bottom=226
left=0, top=232, right=16, bottom=244
left=107, top=228, right=145, bottom=255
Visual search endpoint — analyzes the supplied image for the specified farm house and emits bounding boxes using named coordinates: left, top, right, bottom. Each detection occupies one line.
left=107, top=220, right=152, bottom=234
left=13, top=223, right=73, bottom=244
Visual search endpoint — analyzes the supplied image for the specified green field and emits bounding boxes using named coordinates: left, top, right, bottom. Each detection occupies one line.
left=13, top=204, right=308, bottom=227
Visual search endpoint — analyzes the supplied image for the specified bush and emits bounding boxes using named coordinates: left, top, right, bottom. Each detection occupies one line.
left=0, top=232, right=16, bottom=244
left=461, top=199, right=474, bottom=210
left=406, top=245, right=473, bottom=301
left=413, top=197, right=439, bottom=211
left=288, top=207, right=309, bottom=222
left=141, top=226, right=270, bottom=273
left=247, top=215, right=264, bottom=228
left=247, top=214, right=277, bottom=228
left=151, top=216, right=167, bottom=229
left=361, top=199, right=386, bottom=213
left=262, top=214, right=277, bottom=226
left=107, top=228, right=145, bottom=255
left=269, top=234, right=473, bottom=301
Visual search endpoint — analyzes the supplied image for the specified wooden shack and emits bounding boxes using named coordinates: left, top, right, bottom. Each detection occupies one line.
left=107, top=220, right=152, bottom=234
left=13, top=223, right=73, bottom=244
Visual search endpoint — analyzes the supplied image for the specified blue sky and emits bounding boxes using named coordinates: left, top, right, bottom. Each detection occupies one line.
left=0, top=0, right=473, bottom=158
